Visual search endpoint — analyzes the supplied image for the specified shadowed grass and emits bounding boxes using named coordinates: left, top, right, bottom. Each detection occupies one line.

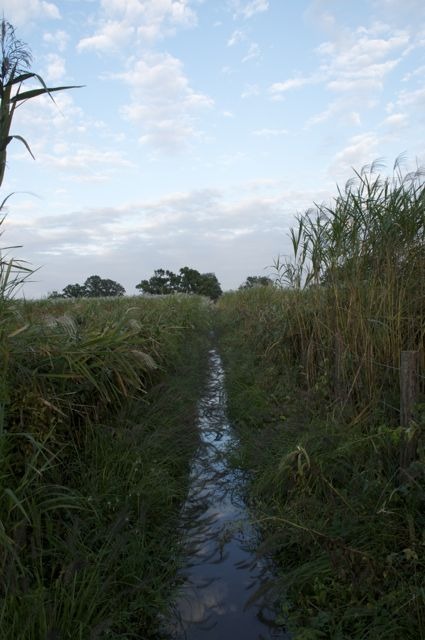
left=1, top=292, right=212, bottom=638
left=216, top=162, right=425, bottom=640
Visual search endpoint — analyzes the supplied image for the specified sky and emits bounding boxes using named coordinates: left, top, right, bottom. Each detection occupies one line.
left=2, top=0, right=425, bottom=297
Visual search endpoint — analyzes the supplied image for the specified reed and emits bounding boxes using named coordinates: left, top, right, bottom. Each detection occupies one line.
left=217, top=161, right=425, bottom=639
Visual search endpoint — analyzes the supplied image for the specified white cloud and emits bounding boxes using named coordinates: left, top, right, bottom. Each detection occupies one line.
left=390, top=86, right=425, bottom=129
left=43, top=146, right=133, bottom=173
left=221, top=65, right=234, bottom=75
left=218, top=151, right=247, bottom=166
left=9, top=91, right=121, bottom=181
left=326, top=60, right=400, bottom=92
left=242, top=42, right=260, bottom=62
left=227, top=29, right=246, bottom=46
left=305, top=104, right=335, bottom=127
left=99, top=0, right=197, bottom=27
left=43, top=30, right=70, bottom=52
left=403, top=64, right=425, bottom=82
left=306, top=99, right=368, bottom=128
left=303, top=0, right=337, bottom=32
left=371, top=0, right=425, bottom=26
left=382, top=112, right=408, bottom=128
left=231, top=0, right=269, bottom=20
left=252, top=128, right=288, bottom=136
left=115, top=52, right=213, bottom=152
left=241, top=83, right=260, bottom=98
left=397, top=86, right=425, bottom=108
left=347, top=111, right=362, bottom=126
left=329, top=132, right=380, bottom=177
left=13, top=92, right=86, bottom=139
left=2, top=0, right=60, bottom=24
left=242, top=0, right=269, bottom=19
left=318, top=29, right=409, bottom=93
left=292, top=24, right=411, bottom=128
left=270, top=75, right=319, bottom=96
left=77, top=0, right=197, bottom=51
left=44, top=53, right=66, bottom=82
left=7, top=182, right=322, bottom=297
left=77, top=20, right=135, bottom=53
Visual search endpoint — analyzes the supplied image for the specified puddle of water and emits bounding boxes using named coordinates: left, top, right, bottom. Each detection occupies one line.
left=166, top=349, right=290, bottom=640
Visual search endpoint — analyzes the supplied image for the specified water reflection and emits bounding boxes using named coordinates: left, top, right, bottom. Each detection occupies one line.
left=167, top=350, right=290, bottom=639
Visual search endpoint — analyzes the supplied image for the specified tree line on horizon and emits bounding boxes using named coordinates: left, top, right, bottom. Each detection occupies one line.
left=48, top=270, right=274, bottom=300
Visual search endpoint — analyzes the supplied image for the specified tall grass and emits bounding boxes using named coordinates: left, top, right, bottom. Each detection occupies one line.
left=271, top=160, right=424, bottom=407
left=217, top=162, right=425, bottom=639
left=1, top=218, right=33, bottom=436
left=1, top=289, right=212, bottom=637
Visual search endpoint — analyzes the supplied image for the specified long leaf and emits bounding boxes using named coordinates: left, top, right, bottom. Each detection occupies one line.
left=0, top=193, right=16, bottom=209
left=5, top=72, right=36, bottom=86
left=6, top=134, right=35, bottom=159
left=10, top=84, right=84, bottom=104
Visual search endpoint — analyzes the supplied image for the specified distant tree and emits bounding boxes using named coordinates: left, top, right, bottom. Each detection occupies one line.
left=136, top=269, right=176, bottom=295
left=194, top=272, right=222, bottom=301
left=55, top=276, right=125, bottom=299
left=177, top=266, right=202, bottom=294
left=47, top=290, right=64, bottom=299
left=239, top=275, right=274, bottom=289
left=62, top=283, right=87, bottom=298
left=84, top=275, right=125, bottom=297
left=136, top=267, right=222, bottom=300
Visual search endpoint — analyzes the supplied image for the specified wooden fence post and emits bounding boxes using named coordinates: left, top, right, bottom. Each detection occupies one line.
left=400, top=350, right=419, bottom=469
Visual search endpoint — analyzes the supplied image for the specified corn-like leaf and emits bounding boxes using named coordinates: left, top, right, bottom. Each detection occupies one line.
left=0, top=193, right=16, bottom=209
left=6, top=134, right=35, bottom=159
left=6, top=71, right=36, bottom=86
left=10, top=84, right=84, bottom=104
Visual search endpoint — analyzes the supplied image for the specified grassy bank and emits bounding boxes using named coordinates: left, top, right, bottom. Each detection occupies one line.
left=1, top=293, right=211, bottom=638
left=217, top=165, right=425, bottom=639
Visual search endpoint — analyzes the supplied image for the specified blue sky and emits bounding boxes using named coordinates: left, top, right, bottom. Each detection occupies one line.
left=2, top=0, right=425, bottom=296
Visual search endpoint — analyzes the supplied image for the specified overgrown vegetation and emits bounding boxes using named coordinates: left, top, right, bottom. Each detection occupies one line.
left=1, top=285, right=211, bottom=637
left=217, top=161, right=425, bottom=639
left=2, top=17, right=424, bottom=637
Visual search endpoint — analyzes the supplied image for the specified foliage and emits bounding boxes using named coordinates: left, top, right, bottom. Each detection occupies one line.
left=84, top=274, right=126, bottom=297
left=218, top=286, right=425, bottom=640
left=60, top=282, right=87, bottom=298
left=136, top=266, right=222, bottom=300
left=0, top=19, right=82, bottom=188
left=1, top=294, right=211, bottom=637
left=136, top=268, right=179, bottom=295
left=273, top=158, right=424, bottom=291
left=217, top=162, right=425, bottom=639
left=239, top=275, right=274, bottom=289
left=51, top=274, right=126, bottom=298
